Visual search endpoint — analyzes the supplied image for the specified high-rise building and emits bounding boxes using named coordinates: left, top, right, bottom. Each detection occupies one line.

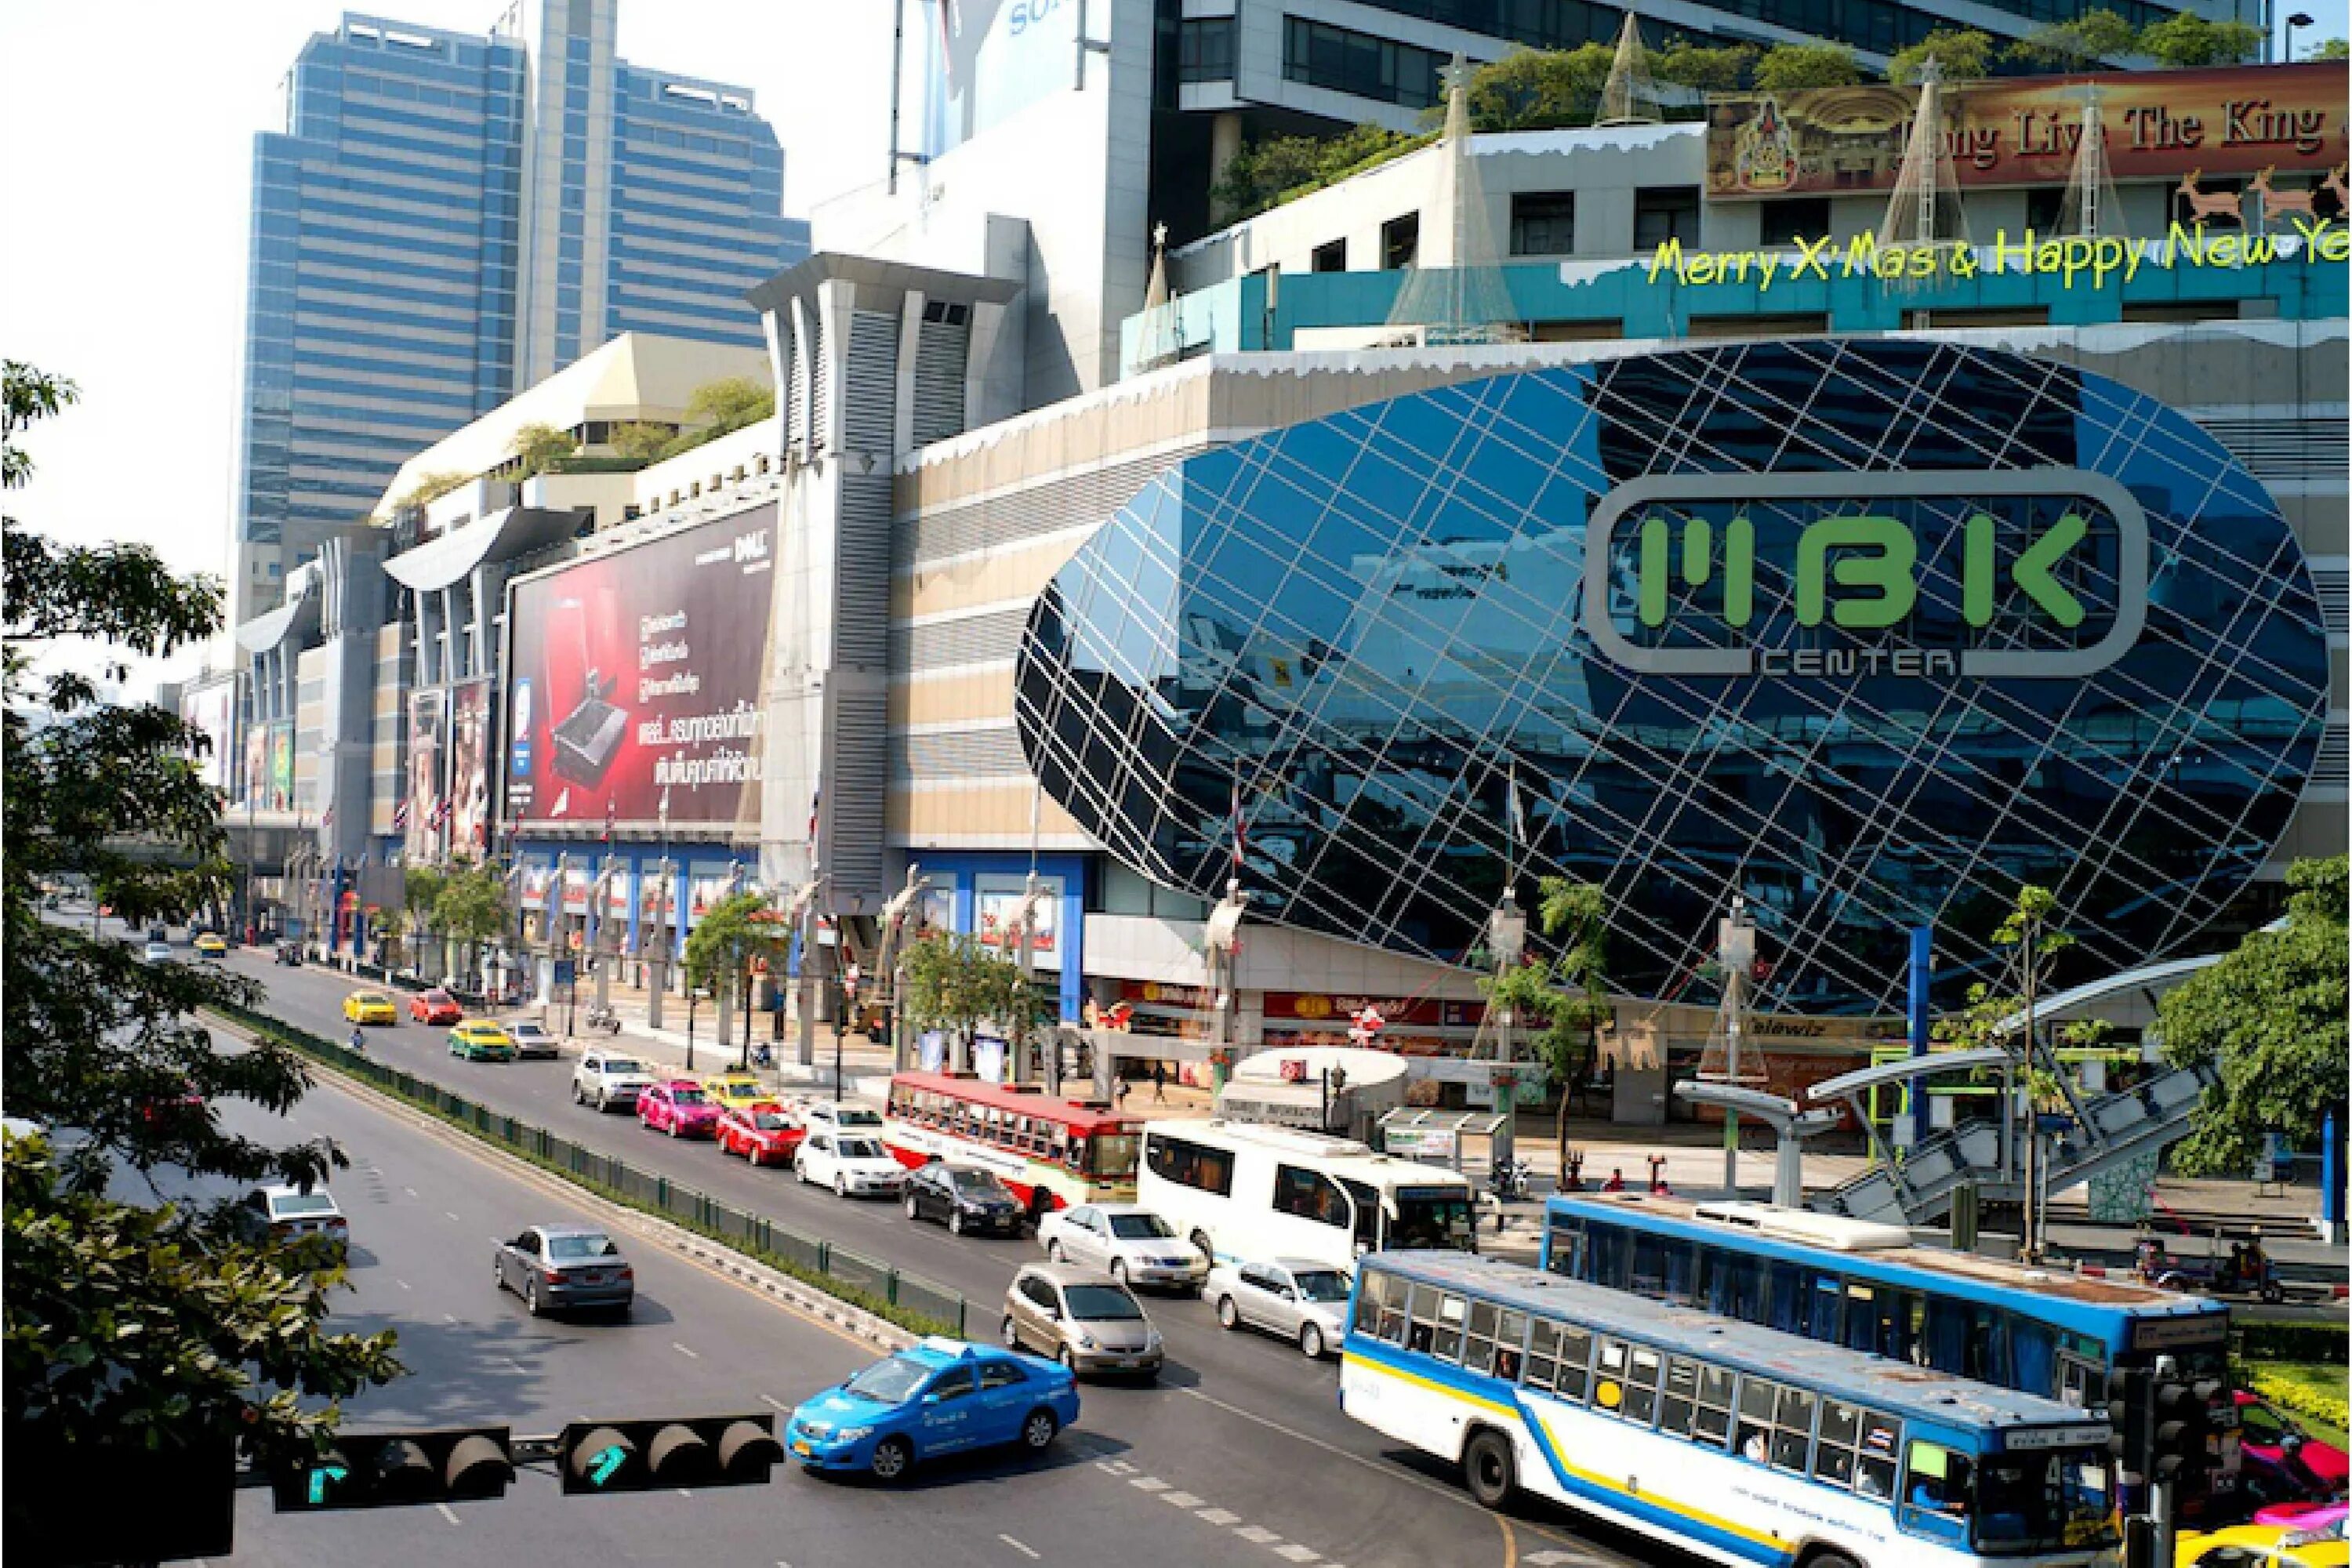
left=230, top=3, right=807, bottom=625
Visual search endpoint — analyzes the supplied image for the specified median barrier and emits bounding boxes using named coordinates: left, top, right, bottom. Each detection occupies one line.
left=211, top=1000, right=971, bottom=1339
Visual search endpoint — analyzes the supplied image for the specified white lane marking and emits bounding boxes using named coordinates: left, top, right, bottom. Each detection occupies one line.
left=1097, top=1458, right=1137, bottom=1475
left=998, top=1537, right=1040, bottom=1561
left=500, top=1356, right=528, bottom=1374
left=1235, top=1526, right=1282, bottom=1544
left=1526, top=1555, right=1607, bottom=1567
left=1161, top=1490, right=1205, bottom=1508
left=1196, top=1508, right=1241, bottom=1526
left=434, top=1504, right=459, bottom=1526
left=677, top=1488, right=693, bottom=1498
left=403, top=1186, right=418, bottom=1197
left=441, top=1313, right=458, bottom=1324
left=1129, top=1475, right=1169, bottom=1493
left=672, top=1341, right=699, bottom=1359
left=395, top=1279, right=412, bottom=1290
left=760, top=1393, right=791, bottom=1412
left=1274, top=1546, right=1320, bottom=1563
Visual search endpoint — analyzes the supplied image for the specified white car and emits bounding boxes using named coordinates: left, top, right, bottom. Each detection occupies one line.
left=1037, top=1203, right=1208, bottom=1293
left=143, top=940, right=175, bottom=964
left=571, top=1049, right=658, bottom=1112
left=799, top=1099, right=886, bottom=1136
left=795, top=1131, right=906, bottom=1199
left=1206, top=1257, right=1354, bottom=1359
left=507, top=1020, right=559, bottom=1059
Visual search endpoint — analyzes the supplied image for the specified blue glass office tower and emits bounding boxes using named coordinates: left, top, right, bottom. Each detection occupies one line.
left=231, top=3, right=808, bottom=623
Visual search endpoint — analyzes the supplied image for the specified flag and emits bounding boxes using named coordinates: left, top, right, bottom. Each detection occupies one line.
left=1507, top=765, right=1528, bottom=848
left=602, top=797, right=615, bottom=845
left=321, top=805, right=334, bottom=831
left=392, top=799, right=408, bottom=831
left=1229, top=777, right=1246, bottom=870
left=807, top=778, right=822, bottom=846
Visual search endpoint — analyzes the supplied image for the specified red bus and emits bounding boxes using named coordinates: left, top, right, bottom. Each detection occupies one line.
left=881, top=1072, right=1143, bottom=1215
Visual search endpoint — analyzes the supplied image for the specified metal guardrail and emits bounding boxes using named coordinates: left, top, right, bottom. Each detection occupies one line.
left=214, top=1001, right=970, bottom=1337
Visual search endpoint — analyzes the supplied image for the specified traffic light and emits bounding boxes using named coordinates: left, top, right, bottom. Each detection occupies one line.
left=2151, top=1376, right=2225, bottom=1484
left=272, top=1427, right=514, bottom=1512
left=2107, top=1366, right=2153, bottom=1478
left=557, top=1415, right=782, bottom=1494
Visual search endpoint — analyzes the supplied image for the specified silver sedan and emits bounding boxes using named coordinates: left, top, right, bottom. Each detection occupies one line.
left=1205, top=1257, right=1352, bottom=1358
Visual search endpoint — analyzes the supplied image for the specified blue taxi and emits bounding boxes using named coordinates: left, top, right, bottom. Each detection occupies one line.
left=786, top=1337, right=1080, bottom=1483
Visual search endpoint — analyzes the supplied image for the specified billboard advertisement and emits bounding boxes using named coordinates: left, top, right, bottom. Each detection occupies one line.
left=908, top=0, right=1080, bottom=162
left=1706, top=63, right=2348, bottom=199
left=448, top=680, right=493, bottom=862
left=244, top=724, right=269, bottom=811
left=269, top=724, right=294, bottom=812
left=505, top=506, right=776, bottom=831
left=180, top=681, right=235, bottom=792
left=975, top=872, right=1061, bottom=960
left=405, top=689, right=447, bottom=862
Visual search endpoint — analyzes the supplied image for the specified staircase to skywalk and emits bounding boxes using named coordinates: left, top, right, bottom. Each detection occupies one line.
left=1812, top=1061, right=2220, bottom=1226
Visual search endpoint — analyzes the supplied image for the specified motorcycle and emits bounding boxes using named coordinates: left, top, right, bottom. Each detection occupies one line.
left=1489, top=1156, right=1534, bottom=1203
left=582, top=1003, right=623, bottom=1036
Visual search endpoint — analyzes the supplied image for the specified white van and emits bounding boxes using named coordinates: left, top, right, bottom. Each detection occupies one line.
left=1137, top=1120, right=1477, bottom=1276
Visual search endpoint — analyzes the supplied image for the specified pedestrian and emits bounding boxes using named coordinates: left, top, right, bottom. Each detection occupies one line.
left=1151, top=1062, right=1167, bottom=1103
left=1115, top=1076, right=1132, bottom=1108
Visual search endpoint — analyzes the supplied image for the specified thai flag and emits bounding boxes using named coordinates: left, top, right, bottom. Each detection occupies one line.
left=392, top=799, right=408, bottom=830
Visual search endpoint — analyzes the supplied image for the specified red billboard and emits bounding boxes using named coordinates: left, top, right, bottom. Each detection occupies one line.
left=504, top=506, right=775, bottom=830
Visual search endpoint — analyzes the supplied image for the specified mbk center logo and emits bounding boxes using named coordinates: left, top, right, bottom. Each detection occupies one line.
left=1581, top=472, right=2148, bottom=680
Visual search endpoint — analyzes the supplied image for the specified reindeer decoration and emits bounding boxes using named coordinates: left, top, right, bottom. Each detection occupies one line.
left=2251, top=165, right=2318, bottom=223
left=2324, top=163, right=2349, bottom=216
left=2175, top=170, right=2245, bottom=227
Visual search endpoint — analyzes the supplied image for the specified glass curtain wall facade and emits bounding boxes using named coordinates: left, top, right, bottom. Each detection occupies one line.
left=1015, top=341, right=2331, bottom=1014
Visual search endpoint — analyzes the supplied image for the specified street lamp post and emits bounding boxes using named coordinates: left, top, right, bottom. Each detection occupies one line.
left=2287, top=10, right=2315, bottom=60
left=685, top=986, right=700, bottom=1073
left=648, top=789, right=672, bottom=1030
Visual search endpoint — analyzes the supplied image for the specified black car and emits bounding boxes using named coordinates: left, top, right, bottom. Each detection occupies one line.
left=903, top=1162, right=1025, bottom=1236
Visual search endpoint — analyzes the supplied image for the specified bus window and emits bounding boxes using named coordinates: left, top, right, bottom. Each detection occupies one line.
left=1143, top=1134, right=1225, bottom=1192
left=1767, top=1261, right=1805, bottom=1334
left=1735, top=1376, right=1779, bottom=1465
left=1806, top=1272, right=1842, bottom=1342
left=1704, top=1248, right=1766, bottom=1326
left=1392, top=1186, right=1477, bottom=1251
left=1813, top=1399, right=1861, bottom=1486
left=1492, top=1309, right=1528, bottom=1384
left=1546, top=1216, right=1584, bottom=1278
left=1904, top=1440, right=1973, bottom=1523
left=1341, top=1178, right=1381, bottom=1252
left=1970, top=1447, right=2116, bottom=1553
left=1631, top=1233, right=1667, bottom=1292
left=1660, top=1356, right=1700, bottom=1436
left=1430, top=1294, right=1467, bottom=1362
left=1406, top=1287, right=1443, bottom=1355
left=1771, top=1386, right=1817, bottom=1472
left=1526, top=1318, right=1563, bottom=1392
left=1275, top=1165, right=1351, bottom=1228
left=1555, top=1326, right=1594, bottom=1403
left=1588, top=1222, right=1628, bottom=1288
left=1857, top=1412, right=1902, bottom=1501
left=1356, top=1269, right=1407, bottom=1345
left=1623, top=1345, right=1662, bottom=1425
left=1692, top=1365, right=1736, bottom=1449
left=2011, top=1317, right=2057, bottom=1399
left=1462, top=1301, right=1501, bottom=1375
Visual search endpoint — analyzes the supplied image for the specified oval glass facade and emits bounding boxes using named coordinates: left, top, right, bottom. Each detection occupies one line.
left=1014, top=341, right=2332, bottom=1013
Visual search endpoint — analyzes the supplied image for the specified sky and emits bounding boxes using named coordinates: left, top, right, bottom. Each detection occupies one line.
left=1, top=0, right=2343, bottom=695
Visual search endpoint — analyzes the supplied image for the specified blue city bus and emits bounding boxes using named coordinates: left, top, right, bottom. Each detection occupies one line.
left=1540, top=1194, right=2230, bottom=1410
left=1341, top=1250, right=2121, bottom=1567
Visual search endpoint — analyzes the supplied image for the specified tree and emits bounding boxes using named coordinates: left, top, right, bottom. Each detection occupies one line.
left=2137, top=13, right=2263, bottom=67
left=1751, top=42, right=1864, bottom=93
left=3, top=359, right=401, bottom=1468
left=1481, top=878, right=1611, bottom=1170
left=433, top=864, right=510, bottom=981
left=901, top=931, right=1040, bottom=1069
left=2007, top=9, right=2138, bottom=72
left=506, top=420, right=576, bottom=477
left=2159, top=856, right=2348, bottom=1177
left=683, top=890, right=789, bottom=999
left=1457, top=44, right=1615, bottom=132
left=1210, top=122, right=1421, bottom=220
left=607, top=421, right=673, bottom=463
left=399, top=864, right=445, bottom=978
left=1891, top=27, right=1996, bottom=84
left=392, top=470, right=467, bottom=515
left=684, top=376, right=774, bottom=433
left=1652, top=41, right=1757, bottom=95
left=2314, top=38, right=2350, bottom=62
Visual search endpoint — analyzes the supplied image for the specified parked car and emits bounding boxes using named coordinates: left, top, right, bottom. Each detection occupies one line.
left=342, top=991, right=397, bottom=1026
left=572, top=1050, right=658, bottom=1112
left=905, top=1162, right=1026, bottom=1237
left=1036, top=1203, right=1207, bottom=1292
left=795, top=1130, right=907, bottom=1199
left=785, top=1337, right=1077, bottom=1483
left=193, top=932, right=228, bottom=959
left=492, top=1224, right=633, bottom=1317
left=699, top=1072, right=768, bottom=1113
left=1205, top=1258, right=1352, bottom=1359
left=637, top=1080, right=721, bottom=1139
left=2177, top=1519, right=2349, bottom=1567
left=506, top=1019, right=559, bottom=1059
left=232, top=1184, right=350, bottom=1262
left=448, top=1019, right=517, bottom=1062
left=142, top=940, right=174, bottom=964
left=409, top=988, right=461, bottom=1025
left=1001, top=1262, right=1163, bottom=1380
left=717, top=1102, right=805, bottom=1167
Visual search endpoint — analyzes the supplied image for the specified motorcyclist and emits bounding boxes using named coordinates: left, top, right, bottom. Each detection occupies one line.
left=348, top=1026, right=366, bottom=1052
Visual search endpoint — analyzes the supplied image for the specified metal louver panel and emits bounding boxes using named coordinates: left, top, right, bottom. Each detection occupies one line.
left=898, top=444, right=1218, bottom=567
left=844, top=310, right=898, bottom=453
left=806, top=315, right=828, bottom=450
left=2308, top=564, right=2347, bottom=637
left=829, top=687, right=888, bottom=897
left=2193, top=416, right=2350, bottom=483
left=891, top=606, right=1031, bottom=672
left=784, top=318, right=808, bottom=451
left=2314, top=718, right=2350, bottom=791
left=837, top=474, right=893, bottom=670
left=911, top=319, right=969, bottom=447
left=889, top=726, right=1028, bottom=782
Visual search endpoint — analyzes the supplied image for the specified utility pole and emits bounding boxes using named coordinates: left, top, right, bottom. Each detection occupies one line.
left=1010, top=871, right=1049, bottom=1087
left=549, top=852, right=571, bottom=1036
left=594, top=852, right=619, bottom=1015
left=1718, top=897, right=1755, bottom=1197
left=648, top=789, right=672, bottom=1031
left=1486, top=887, right=1526, bottom=1170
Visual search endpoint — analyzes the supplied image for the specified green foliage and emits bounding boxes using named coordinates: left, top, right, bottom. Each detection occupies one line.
left=1459, top=43, right=1615, bottom=130
left=2136, top=13, right=2263, bottom=67
left=1652, top=41, right=1757, bottom=93
left=2247, top=1362, right=2351, bottom=1441
left=392, top=470, right=468, bottom=515
left=2159, top=856, right=2348, bottom=1178
left=2314, top=38, right=2350, bottom=62
left=1751, top=42, right=1864, bottom=93
left=2238, top=1320, right=2352, bottom=1366
left=607, top=421, right=674, bottom=463
left=682, top=890, right=789, bottom=993
left=684, top=376, right=774, bottom=433
left=402, top=866, right=445, bottom=934
left=506, top=420, right=577, bottom=477
left=3, top=359, right=401, bottom=1457
left=2007, top=9, right=2139, bottom=71
left=1210, top=122, right=1425, bottom=222
left=901, top=931, right=1047, bottom=1057
left=1891, top=27, right=1996, bottom=84
left=432, top=864, right=509, bottom=946
left=1479, top=878, right=1611, bottom=1163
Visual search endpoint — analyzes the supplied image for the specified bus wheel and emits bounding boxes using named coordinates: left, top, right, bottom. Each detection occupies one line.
left=1801, top=1554, right=1860, bottom=1568
left=1461, top=1428, right=1515, bottom=1511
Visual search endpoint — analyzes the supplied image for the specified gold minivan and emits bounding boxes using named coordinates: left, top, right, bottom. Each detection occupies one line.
left=1002, top=1262, right=1164, bottom=1381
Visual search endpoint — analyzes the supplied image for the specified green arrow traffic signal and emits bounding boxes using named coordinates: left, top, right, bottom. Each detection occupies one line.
left=306, top=1464, right=350, bottom=1506
left=587, top=1444, right=629, bottom=1487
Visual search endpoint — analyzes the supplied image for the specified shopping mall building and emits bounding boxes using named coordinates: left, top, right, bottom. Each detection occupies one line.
left=220, top=36, right=2347, bottom=1115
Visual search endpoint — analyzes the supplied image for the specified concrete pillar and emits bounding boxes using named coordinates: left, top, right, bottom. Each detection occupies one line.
left=1207, top=111, right=1244, bottom=228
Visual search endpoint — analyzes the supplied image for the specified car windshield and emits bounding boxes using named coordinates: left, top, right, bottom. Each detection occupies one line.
left=1294, top=1269, right=1351, bottom=1302
left=842, top=1356, right=930, bottom=1404
left=512, top=1024, right=546, bottom=1037
left=1970, top=1446, right=2118, bottom=1554
left=1107, top=1213, right=1174, bottom=1240
left=603, top=1058, right=647, bottom=1075
left=1064, top=1284, right=1144, bottom=1322
left=839, top=1138, right=884, bottom=1160
left=354, top=994, right=387, bottom=1006
left=271, top=1192, right=338, bottom=1216
left=753, top=1112, right=792, bottom=1131
left=424, top=991, right=450, bottom=1002
left=546, top=1233, right=615, bottom=1261
left=834, top=1108, right=883, bottom=1129
left=671, top=1087, right=709, bottom=1105
left=949, top=1170, right=1007, bottom=1195
left=1390, top=1189, right=1479, bottom=1251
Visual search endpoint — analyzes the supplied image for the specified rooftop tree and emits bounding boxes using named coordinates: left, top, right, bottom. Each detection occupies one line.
left=1751, top=42, right=1864, bottom=93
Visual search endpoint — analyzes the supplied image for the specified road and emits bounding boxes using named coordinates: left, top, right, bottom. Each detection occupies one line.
left=164, top=931, right=1686, bottom=1568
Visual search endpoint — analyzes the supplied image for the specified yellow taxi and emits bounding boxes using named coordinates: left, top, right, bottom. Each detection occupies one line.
left=343, top=990, right=397, bottom=1026
left=700, top=1072, right=768, bottom=1112
left=193, top=932, right=229, bottom=959
left=447, top=1019, right=517, bottom=1062
left=2180, top=1521, right=2350, bottom=1567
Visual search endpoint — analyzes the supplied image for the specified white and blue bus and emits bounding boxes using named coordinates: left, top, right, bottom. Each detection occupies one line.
left=1342, top=1250, right=2122, bottom=1567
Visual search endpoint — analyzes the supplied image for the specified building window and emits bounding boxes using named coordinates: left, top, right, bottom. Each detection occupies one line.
left=1178, top=17, right=1234, bottom=83
left=1635, top=187, right=1700, bottom=251
left=1381, top=212, right=1421, bottom=270
left=1283, top=17, right=1445, bottom=110
left=2026, top=187, right=2067, bottom=235
left=1510, top=192, right=1576, bottom=256
left=1759, top=198, right=1830, bottom=249
left=1312, top=238, right=1348, bottom=273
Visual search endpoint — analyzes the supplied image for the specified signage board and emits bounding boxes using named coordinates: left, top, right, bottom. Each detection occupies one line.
left=448, top=680, right=493, bottom=860
left=405, top=689, right=446, bottom=862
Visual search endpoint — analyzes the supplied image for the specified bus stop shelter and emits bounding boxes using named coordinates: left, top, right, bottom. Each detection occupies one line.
left=1376, top=1108, right=1512, bottom=1174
